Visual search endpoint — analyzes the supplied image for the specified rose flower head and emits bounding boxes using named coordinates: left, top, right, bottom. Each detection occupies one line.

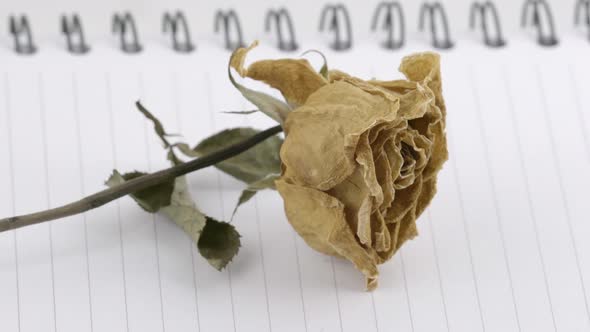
left=230, top=41, right=448, bottom=291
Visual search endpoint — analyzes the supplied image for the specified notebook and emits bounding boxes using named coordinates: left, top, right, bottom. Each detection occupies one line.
left=1, top=0, right=590, bottom=331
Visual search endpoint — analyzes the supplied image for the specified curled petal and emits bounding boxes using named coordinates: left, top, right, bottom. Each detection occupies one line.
left=276, top=179, right=379, bottom=290
left=327, top=167, right=369, bottom=239
left=228, top=62, right=291, bottom=124
left=229, top=41, right=259, bottom=76
left=357, top=196, right=373, bottom=246
left=374, top=152, right=394, bottom=212
left=386, top=177, right=423, bottom=225
left=400, top=52, right=448, bottom=180
left=372, top=211, right=391, bottom=254
left=281, top=81, right=399, bottom=190
left=399, top=52, right=441, bottom=86
left=414, top=177, right=438, bottom=218
left=355, top=132, right=383, bottom=207
left=230, top=41, right=327, bottom=107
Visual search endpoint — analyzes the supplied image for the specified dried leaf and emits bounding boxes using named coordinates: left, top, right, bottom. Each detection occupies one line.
left=105, top=170, right=174, bottom=213
left=235, top=190, right=256, bottom=213
left=228, top=69, right=291, bottom=125
left=178, top=127, right=283, bottom=184
left=198, top=217, right=241, bottom=271
left=160, top=177, right=207, bottom=245
left=106, top=104, right=245, bottom=272
left=106, top=170, right=235, bottom=270
left=135, top=101, right=177, bottom=148
left=136, top=101, right=183, bottom=165
left=228, top=41, right=290, bottom=124
left=232, top=173, right=279, bottom=217
left=222, top=110, right=258, bottom=115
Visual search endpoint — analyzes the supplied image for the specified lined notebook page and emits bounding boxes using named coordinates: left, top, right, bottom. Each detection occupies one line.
left=1, top=33, right=590, bottom=332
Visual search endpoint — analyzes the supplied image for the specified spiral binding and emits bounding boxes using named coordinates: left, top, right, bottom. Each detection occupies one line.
left=112, top=12, right=143, bottom=53
left=470, top=2, right=506, bottom=47
left=575, top=0, right=590, bottom=41
left=61, top=14, right=90, bottom=54
left=419, top=2, right=454, bottom=49
left=372, top=1, right=405, bottom=49
left=319, top=4, right=353, bottom=50
left=163, top=11, right=195, bottom=53
left=9, top=15, right=37, bottom=55
left=265, top=8, right=298, bottom=51
left=521, top=0, right=558, bottom=46
left=3, top=2, right=582, bottom=55
left=215, top=10, right=244, bottom=51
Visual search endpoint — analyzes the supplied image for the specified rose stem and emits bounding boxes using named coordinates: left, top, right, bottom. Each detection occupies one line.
left=0, top=125, right=283, bottom=233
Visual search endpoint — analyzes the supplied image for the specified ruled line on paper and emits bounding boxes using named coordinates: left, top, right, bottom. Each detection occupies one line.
left=252, top=191, right=274, bottom=332
left=189, top=243, right=203, bottom=332
left=426, top=210, right=450, bottom=332
left=566, top=64, right=590, bottom=321
left=170, top=71, right=202, bottom=332
left=104, top=72, right=131, bottom=332
left=370, top=290, right=380, bottom=332
left=37, top=71, right=59, bottom=332
left=534, top=66, right=590, bottom=324
left=568, top=65, right=590, bottom=176
left=398, top=252, right=415, bottom=332
left=137, top=72, right=167, bottom=332
left=71, top=72, right=95, bottom=332
left=329, top=257, right=345, bottom=332
left=500, top=67, right=558, bottom=331
left=203, top=71, right=238, bottom=332
left=4, top=72, right=22, bottom=332
left=468, top=68, right=522, bottom=332
left=243, top=103, right=274, bottom=331
left=234, top=95, right=274, bottom=331
left=291, top=230, right=309, bottom=332
left=446, top=131, right=486, bottom=332
left=151, top=175, right=166, bottom=331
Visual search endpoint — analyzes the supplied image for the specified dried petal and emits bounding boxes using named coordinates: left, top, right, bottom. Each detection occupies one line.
left=231, top=41, right=327, bottom=107
left=280, top=81, right=399, bottom=191
left=276, top=179, right=379, bottom=289
left=273, top=51, right=448, bottom=290
left=229, top=41, right=291, bottom=124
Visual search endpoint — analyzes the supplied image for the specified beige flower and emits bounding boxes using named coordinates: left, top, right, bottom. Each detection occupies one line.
left=230, top=42, right=448, bottom=290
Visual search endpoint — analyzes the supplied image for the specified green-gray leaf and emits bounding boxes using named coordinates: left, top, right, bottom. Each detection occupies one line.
left=198, top=217, right=241, bottom=271
left=105, top=171, right=231, bottom=270
left=222, top=110, right=258, bottom=115
left=136, top=101, right=175, bottom=148
left=232, top=173, right=279, bottom=218
left=160, top=177, right=207, bottom=245
left=136, top=101, right=183, bottom=165
left=105, top=106, right=244, bottom=272
left=228, top=66, right=291, bottom=125
left=178, top=127, right=283, bottom=184
left=105, top=170, right=174, bottom=213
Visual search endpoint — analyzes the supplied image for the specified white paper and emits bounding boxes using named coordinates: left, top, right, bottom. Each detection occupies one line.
left=1, top=3, right=590, bottom=332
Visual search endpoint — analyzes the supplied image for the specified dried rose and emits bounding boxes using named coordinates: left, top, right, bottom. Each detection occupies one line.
left=230, top=42, right=448, bottom=290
